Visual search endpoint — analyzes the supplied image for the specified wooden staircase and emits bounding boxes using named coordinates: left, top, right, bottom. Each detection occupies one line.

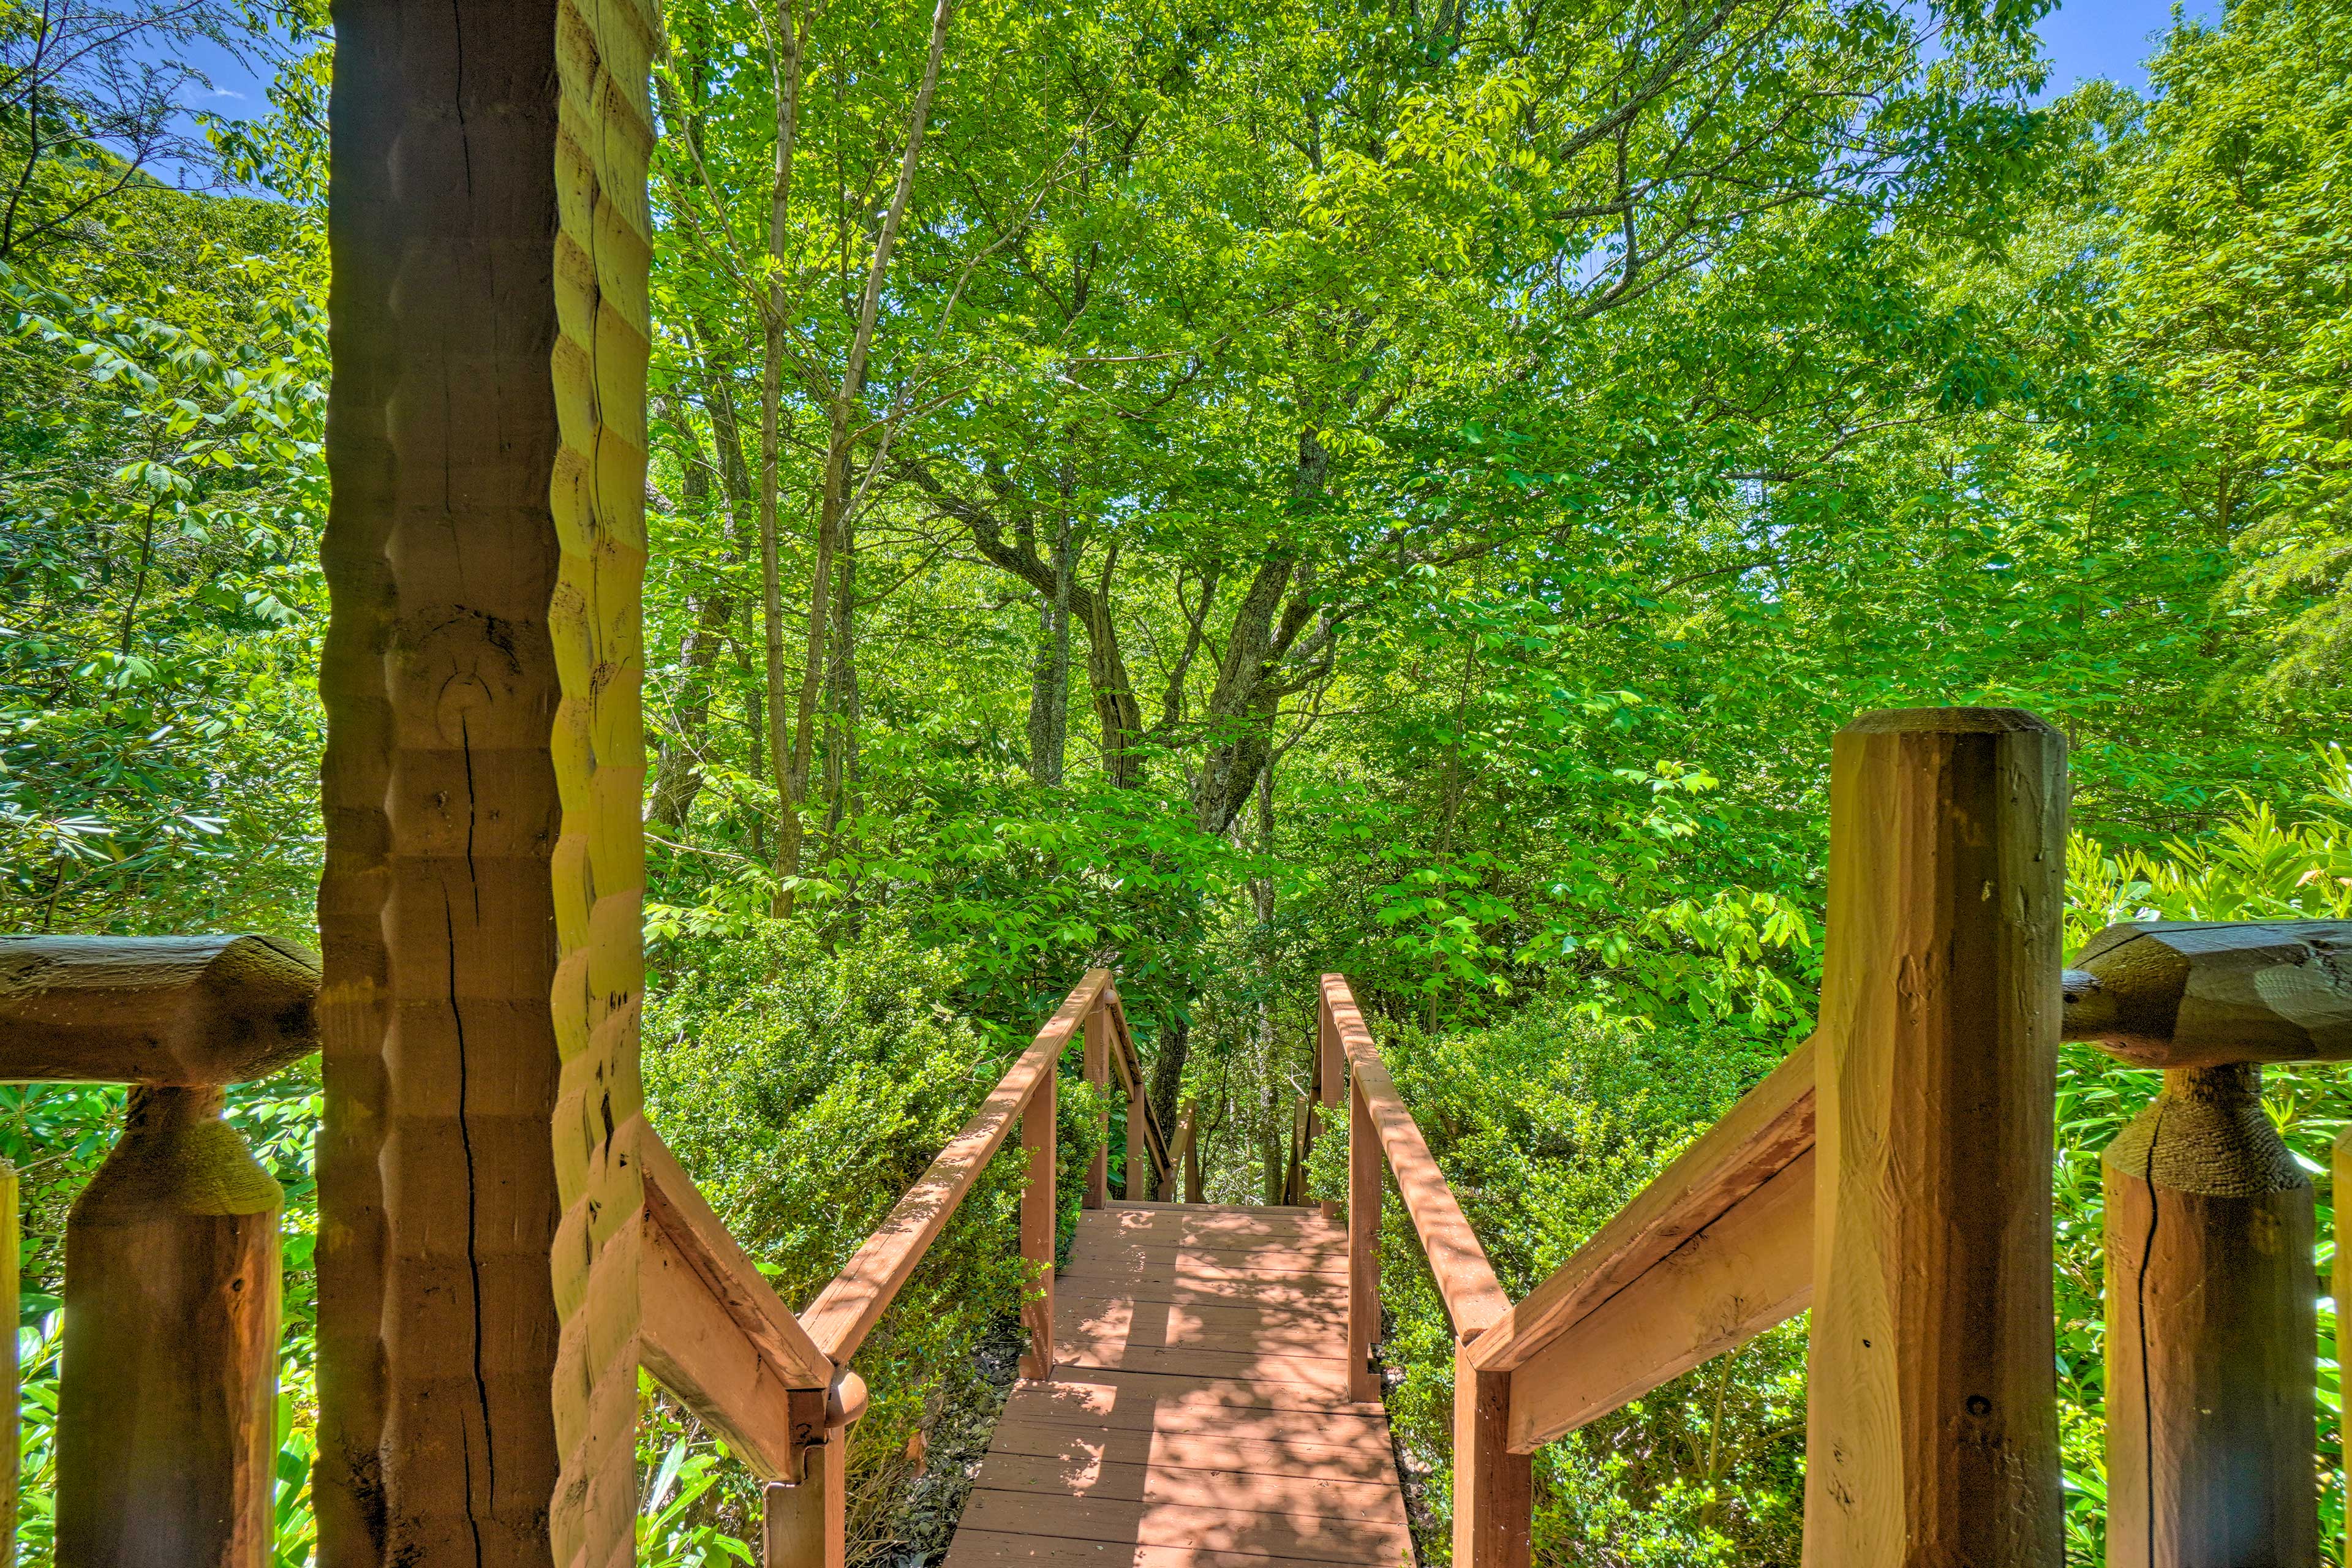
left=945, top=1202, right=1413, bottom=1568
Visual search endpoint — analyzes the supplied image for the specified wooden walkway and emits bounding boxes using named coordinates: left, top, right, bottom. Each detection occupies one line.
left=943, top=1202, right=1415, bottom=1568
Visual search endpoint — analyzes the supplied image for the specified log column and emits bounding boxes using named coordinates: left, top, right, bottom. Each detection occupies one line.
left=57, top=1086, right=282, bottom=1568
left=319, top=0, right=657, bottom=1559
left=1803, top=707, right=2065, bottom=1568
left=2103, top=1064, right=2314, bottom=1567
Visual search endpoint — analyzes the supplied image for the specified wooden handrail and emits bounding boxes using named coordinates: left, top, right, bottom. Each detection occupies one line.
left=1321, top=973, right=1509, bottom=1340
left=638, top=1131, right=834, bottom=1479
left=1464, top=1036, right=1817, bottom=1376
left=797, top=968, right=1111, bottom=1364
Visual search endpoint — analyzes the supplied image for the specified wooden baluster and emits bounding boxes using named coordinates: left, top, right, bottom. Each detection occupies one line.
left=1183, top=1099, right=1204, bottom=1204
left=0, top=1155, right=15, bottom=1567
left=1803, top=708, right=2065, bottom=1568
left=1021, top=1064, right=1057, bottom=1379
left=1125, top=1076, right=1150, bottom=1202
left=764, top=1374, right=866, bottom=1568
left=1453, top=1350, right=1528, bottom=1568
left=2104, top=1063, right=2315, bottom=1566
left=58, top=1085, right=282, bottom=1568
left=1084, top=1006, right=1110, bottom=1209
left=1319, top=1001, right=1341, bottom=1221
left=1348, top=1071, right=1381, bottom=1404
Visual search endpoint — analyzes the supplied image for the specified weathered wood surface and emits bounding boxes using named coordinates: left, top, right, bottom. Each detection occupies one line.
left=1508, top=1147, right=1814, bottom=1452
left=1803, top=708, right=2064, bottom=1568
left=944, top=1202, right=1412, bottom=1568
left=1319, top=974, right=1509, bottom=1340
left=58, top=1085, right=282, bottom=1568
left=1087, top=1005, right=1112, bottom=1208
left=0, top=1156, right=15, bottom=1563
left=636, top=1132, right=831, bottom=1479
left=2103, top=1063, right=2316, bottom=1567
left=1346, top=1076, right=1381, bottom=1404
left=1467, top=1035, right=1815, bottom=1376
left=0, top=933, right=318, bottom=1084
left=2064, top=920, right=2352, bottom=1068
left=317, top=0, right=658, bottom=1557
left=801, top=970, right=1109, bottom=1364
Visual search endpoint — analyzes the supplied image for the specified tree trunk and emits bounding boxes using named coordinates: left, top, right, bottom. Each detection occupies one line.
left=1027, top=514, right=1072, bottom=785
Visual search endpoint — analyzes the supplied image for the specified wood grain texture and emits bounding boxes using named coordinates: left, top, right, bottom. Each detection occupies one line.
left=2103, top=1064, right=2316, bottom=1567
left=1801, top=708, right=2065, bottom=1568
left=1319, top=974, right=1508, bottom=1340
left=317, top=0, right=580, bottom=1555
left=1087, top=1006, right=1112, bottom=1209
left=1451, top=1346, right=1528, bottom=1568
left=0, top=933, right=319, bottom=1085
left=0, top=1158, right=14, bottom=1565
left=58, top=1086, right=282, bottom=1568
left=2064, top=921, right=2352, bottom=1068
left=802, top=971, right=1109, bottom=1364
left=548, top=0, right=661, bottom=1556
left=1347, top=1077, right=1381, bottom=1404
left=639, top=1131, right=832, bottom=1386
left=1508, top=1147, right=1813, bottom=1452
left=2339, top=1125, right=2352, bottom=1568
left=1467, top=1037, right=1814, bottom=1374
left=946, top=1203, right=1411, bottom=1568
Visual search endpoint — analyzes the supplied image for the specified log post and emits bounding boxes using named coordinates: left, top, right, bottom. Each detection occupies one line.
left=319, top=0, right=657, bottom=1559
left=1020, top=1065, right=1057, bottom=1379
left=2338, top=1124, right=2352, bottom=1568
left=2103, top=1063, right=2315, bottom=1567
left=1803, top=707, right=2065, bottom=1568
left=57, top=1085, right=282, bottom=1568
left=0, top=1155, right=17, bottom=1567
left=1348, top=1073, right=1381, bottom=1403
left=1084, top=1005, right=1110, bottom=1208
left=1452, top=1348, right=1529, bottom=1568
left=764, top=1373, right=867, bottom=1568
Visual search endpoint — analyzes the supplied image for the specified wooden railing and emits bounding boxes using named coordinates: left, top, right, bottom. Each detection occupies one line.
left=0, top=948, right=1165, bottom=1568
left=1326, top=709, right=2352, bottom=1568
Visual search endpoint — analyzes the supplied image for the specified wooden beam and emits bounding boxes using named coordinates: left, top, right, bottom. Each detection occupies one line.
left=2063, top=921, right=2352, bottom=1068
left=1320, top=975, right=1508, bottom=1340
left=1102, top=988, right=1171, bottom=1183
left=799, top=970, right=1110, bottom=1364
left=1021, top=1065, right=1057, bottom=1380
left=1466, top=1037, right=1814, bottom=1374
left=1803, top=707, right=2064, bottom=1568
left=0, top=933, right=318, bottom=1084
left=317, top=0, right=657, bottom=1558
left=1507, top=1148, right=1814, bottom=1452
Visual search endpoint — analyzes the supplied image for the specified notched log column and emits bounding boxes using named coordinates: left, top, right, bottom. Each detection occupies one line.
left=2103, top=1065, right=2316, bottom=1567
left=320, top=0, right=657, bottom=1561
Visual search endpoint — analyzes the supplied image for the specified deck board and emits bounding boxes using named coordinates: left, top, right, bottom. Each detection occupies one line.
left=945, top=1203, right=1411, bottom=1568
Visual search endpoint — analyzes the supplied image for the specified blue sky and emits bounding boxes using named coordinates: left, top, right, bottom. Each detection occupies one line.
left=156, top=0, right=2214, bottom=184
left=2037, top=0, right=2218, bottom=96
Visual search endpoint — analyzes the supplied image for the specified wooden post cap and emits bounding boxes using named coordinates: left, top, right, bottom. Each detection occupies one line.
left=0, top=933, right=320, bottom=1085
left=2062, top=921, right=2352, bottom=1068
